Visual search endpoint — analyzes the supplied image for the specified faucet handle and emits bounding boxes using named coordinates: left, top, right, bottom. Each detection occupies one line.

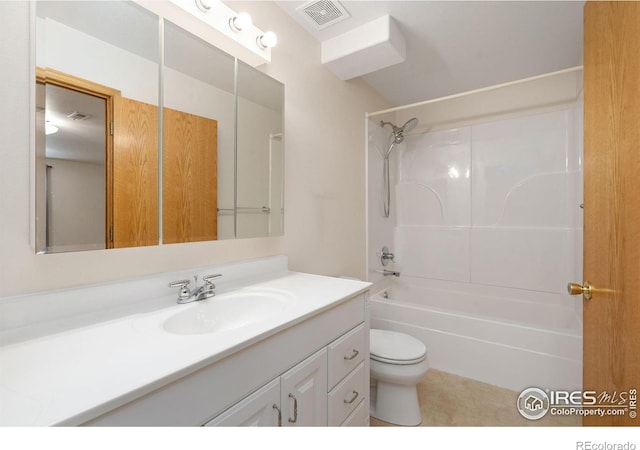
left=168, top=279, right=191, bottom=301
left=378, top=246, right=395, bottom=266
left=203, top=274, right=223, bottom=285
left=168, top=279, right=190, bottom=289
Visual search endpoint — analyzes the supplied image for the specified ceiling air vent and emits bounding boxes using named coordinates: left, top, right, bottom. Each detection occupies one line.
left=297, top=0, right=351, bottom=30
left=67, top=111, right=92, bottom=121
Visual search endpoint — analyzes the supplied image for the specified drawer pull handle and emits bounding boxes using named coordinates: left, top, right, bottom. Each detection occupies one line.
left=344, top=390, right=359, bottom=404
left=288, top=393, right=298, bottom=423
left=272, top=404, right=282, bottom=427
left=343, top=349, right=359, bottom=361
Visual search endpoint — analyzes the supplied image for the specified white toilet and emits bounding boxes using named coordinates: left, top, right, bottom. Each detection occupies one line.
left=369, top=329, right=429, bottom=426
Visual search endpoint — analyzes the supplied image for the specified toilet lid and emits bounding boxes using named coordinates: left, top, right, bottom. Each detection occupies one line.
left=370, top=329, right=426, bottom=364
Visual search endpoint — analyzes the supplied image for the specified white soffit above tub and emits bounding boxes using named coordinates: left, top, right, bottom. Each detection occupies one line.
left=321, top=15, right=406, bottom=80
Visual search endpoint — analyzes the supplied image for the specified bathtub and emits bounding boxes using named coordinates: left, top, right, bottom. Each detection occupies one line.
left=369, top=277, right=582, bottom=392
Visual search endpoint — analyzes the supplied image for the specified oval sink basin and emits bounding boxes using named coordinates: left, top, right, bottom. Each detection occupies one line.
left=163, top=291, right=293, bottom=335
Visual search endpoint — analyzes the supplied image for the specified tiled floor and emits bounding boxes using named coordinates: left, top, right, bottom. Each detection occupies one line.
left=370, top=369, right=581, bottom=427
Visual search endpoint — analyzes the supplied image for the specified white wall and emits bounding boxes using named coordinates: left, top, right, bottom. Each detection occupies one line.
left=0, top=1, right=390, bottom=296
left=36, top=17, right=159, bottom=105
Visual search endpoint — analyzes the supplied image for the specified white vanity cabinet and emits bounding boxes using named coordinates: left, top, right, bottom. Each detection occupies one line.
left=205, top=348, right=328, bottom=427
left=205, top=323, right=366, bottom=427
left=84, top=293, right=368, bottom=427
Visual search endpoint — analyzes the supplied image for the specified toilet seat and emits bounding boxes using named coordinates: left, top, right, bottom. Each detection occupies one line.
left=370, top=329, right=426, bottom=365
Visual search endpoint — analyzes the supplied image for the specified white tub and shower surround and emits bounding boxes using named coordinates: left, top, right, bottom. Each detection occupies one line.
left=395, top=108, right=583, bottom=293
left=366, top=86, right=583, bottom=391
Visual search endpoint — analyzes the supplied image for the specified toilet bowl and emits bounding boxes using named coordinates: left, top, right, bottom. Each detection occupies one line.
left=369, top=329, right=429, bottom=426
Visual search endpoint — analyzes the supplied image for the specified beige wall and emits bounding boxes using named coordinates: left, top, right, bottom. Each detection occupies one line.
left=0, top=1, right=390, bottom=296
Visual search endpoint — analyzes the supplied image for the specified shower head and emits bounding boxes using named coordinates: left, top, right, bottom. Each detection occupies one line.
left=380, top=117, right=419, bottom=144
left=401, top=117, right=418, bottom=134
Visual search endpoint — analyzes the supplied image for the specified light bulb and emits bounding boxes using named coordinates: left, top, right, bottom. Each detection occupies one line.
left=257, top=31, right=277, bottom=49
left=229, top=12, right=252, bottom=32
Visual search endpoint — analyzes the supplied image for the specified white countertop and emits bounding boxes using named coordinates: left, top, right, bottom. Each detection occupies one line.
left=0, top=272, right=369, bottom=426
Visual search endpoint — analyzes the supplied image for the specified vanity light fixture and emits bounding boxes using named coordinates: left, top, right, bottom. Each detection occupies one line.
left=229, top=12, right=252, bottom=32
left=156, top=0, right=276, bottom=65
left=257, top=31, right=278, bottom=49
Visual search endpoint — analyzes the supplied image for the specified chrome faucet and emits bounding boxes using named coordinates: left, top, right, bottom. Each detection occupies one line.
left=168, top=274, right=223, bottom=304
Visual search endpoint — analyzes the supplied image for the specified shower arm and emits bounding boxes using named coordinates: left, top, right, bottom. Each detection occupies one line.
left=380, top=120, right=397, bottom=130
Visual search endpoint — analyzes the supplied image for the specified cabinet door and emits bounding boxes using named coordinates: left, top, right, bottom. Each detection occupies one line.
left=281, top=348, right=328, bottom=426
left=204, top=378, right=280, bottom=427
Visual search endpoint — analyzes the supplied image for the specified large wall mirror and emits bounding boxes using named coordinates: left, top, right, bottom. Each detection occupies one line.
left=34, top=0, right=284, bottom=254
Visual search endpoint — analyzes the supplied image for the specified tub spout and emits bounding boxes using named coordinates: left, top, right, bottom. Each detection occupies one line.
left=376, top=269, right=400, bottom=277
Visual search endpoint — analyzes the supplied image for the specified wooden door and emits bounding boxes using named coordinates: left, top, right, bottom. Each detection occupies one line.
left=112, top=96, right=159, bottom=248
left=583, top=1, right=640, bottom=426
left=163, top=107, right=218, bottom=244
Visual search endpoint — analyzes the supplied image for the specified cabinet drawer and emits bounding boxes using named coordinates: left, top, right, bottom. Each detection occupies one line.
left=327, top=324, right=365, bottom=390
left=327, top=362, right=365, bottom=426
left=341, top=398, right=367, bottom=427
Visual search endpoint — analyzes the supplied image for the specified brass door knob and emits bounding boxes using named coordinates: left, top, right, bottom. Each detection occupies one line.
left=567, top=281, right=593, bottom=300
